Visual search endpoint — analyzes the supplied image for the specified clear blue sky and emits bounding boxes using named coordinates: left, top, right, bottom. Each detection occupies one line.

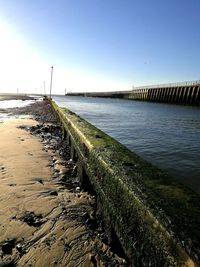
left=0, top=0, right=199, bottom=94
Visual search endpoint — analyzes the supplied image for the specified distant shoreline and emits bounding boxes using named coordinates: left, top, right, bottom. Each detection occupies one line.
left=0, top=93, right=35, bottom=101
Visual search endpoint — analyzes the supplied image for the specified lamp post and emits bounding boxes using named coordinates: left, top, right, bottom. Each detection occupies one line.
left=43, top=81, right=46, bottom=95
left=49, top=66, right=53, bottom=99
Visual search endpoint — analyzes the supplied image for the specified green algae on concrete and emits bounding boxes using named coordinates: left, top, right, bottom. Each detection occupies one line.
left=50, top=100, right=200, bottom=267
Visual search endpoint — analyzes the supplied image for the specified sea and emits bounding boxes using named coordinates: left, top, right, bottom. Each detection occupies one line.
left=53, top=95, right=200, bottom=194
left=0, top=99, right=36, bottom=122
left=0, top=95, right=199, bottom=194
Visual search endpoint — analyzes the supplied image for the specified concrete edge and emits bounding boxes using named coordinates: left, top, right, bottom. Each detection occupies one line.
left=49, top=99, right=200, bottom=266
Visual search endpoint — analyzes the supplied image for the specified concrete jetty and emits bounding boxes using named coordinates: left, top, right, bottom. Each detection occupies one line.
left=66, top=80, right=200, bottom=106
left=50, top=98, right=200, bottom=266
left=130, top=80, right=200, bottom=105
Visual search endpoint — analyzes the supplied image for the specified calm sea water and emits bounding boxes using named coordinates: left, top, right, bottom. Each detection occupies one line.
left=53, top=95, right=200, bottom=194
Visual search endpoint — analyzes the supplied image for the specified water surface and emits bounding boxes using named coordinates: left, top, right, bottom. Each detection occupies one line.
left=0, top=99, right=35, bottom=109
left=0, top=99, right=36, bottom=122
left=53, top=95, right=200, bottom=194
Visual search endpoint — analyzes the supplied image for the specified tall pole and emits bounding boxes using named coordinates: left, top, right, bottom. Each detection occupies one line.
left=43, top=81, right=46, bottom=95
left=49, top=66, right=53, bottom=99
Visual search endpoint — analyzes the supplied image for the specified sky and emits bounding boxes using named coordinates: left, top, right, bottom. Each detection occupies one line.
left=0, top=0, right=199, bottom=95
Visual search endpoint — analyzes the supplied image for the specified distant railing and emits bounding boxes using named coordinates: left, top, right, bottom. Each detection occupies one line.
left=133, top=80, right=200, bottom=90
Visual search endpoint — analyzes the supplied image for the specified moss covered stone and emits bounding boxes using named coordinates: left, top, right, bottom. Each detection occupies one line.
left=50, top=100, right=200, bottom=267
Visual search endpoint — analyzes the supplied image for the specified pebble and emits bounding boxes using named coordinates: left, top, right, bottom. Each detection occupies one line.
left=59, top=168, right=70, bottom=175
left=49, top=190, right=58, bottom=196
left=53, top=157, right=57, bottom=163
left=75, top=186, right=81, bottom=192
left=89, top=253, right=97, bottom=264
left=2, top=240, right=15, bottom=255
left=16, top=243, right=23, bottom=253
left=55, top=160, right=63, bottom=165
left=67, top=159, right=74, bottom=165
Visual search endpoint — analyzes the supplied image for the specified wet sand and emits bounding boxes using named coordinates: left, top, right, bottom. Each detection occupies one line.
left=0, top=100, right=127, bottom=266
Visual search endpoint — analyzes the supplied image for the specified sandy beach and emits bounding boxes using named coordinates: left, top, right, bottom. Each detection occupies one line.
left=0, top=98, right=127, bottom=266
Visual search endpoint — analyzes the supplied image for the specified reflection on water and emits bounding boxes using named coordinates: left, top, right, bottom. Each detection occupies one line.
left=53, top=95, right=200, bottom=194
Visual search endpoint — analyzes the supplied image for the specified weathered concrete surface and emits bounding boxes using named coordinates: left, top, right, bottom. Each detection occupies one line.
left=129, top=85, right=200, bottom=105
left=51, top=100, right=200, bottom=266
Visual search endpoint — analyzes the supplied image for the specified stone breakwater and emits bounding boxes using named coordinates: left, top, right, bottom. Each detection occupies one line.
left=0, top=100, right=127, bottom=267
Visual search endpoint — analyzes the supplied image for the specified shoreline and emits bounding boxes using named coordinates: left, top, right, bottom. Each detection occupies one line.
left=0, top=93, right=36, bottom=101
left=0, top=99, right=127, bottom=266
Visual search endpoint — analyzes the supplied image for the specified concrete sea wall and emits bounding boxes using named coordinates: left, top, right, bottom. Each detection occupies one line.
left=130, top=84, right=200, bottom=105
left=67, top=81, right=200, bottom=106
left=67, top=91, right=130, bottom=99
left=50, top=99, right=200, bottom=266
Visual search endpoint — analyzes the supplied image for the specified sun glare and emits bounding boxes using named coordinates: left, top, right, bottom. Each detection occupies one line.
left=0, top=21, right=49, bottom=93
left=0, top=21, right=131, bottom=94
